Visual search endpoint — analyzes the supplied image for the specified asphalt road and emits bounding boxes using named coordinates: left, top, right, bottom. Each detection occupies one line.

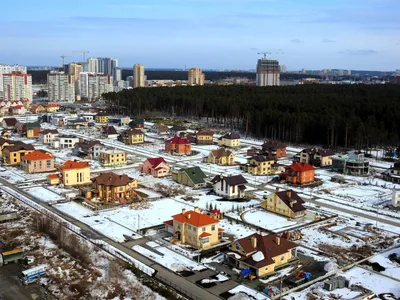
left=0, top=177, right=223, bottom=300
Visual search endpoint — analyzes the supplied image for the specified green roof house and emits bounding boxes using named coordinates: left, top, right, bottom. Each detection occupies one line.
left=172, top=166, right=207, bottom=189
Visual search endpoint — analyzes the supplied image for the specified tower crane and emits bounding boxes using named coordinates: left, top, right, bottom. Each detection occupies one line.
left=258, top=52, right=271, bottom=59
left=61, top=54, right=71, bottom=67
left=73, top=50, right=90, bottom=62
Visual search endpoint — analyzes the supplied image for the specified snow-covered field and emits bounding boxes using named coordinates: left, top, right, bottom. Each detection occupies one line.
left=228, top=285, right=269, bottom=300
left=132, top=244, right=206, bottom=273
left=242, top=209, right=297, bottom=231
left=25, top=186, right=64, bottom=202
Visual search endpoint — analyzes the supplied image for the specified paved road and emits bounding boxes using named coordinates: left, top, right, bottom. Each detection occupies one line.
left=0, top=178, right=223, bottom=300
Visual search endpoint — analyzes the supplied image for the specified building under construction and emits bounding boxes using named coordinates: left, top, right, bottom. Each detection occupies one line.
left=256, top=58, right=280, bottom=86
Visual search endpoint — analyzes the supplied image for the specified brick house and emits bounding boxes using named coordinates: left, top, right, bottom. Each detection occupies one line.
left=284, top=162, right=315, bottom=185
left=140, top=157, right=170, bottom=178
left=21, top=150, right=55, bottom=174
left=261, top=141, right=287, bottom=159
left=164, top=207, right=223, bottom=250
left=165, top=136, right=191, bottom=155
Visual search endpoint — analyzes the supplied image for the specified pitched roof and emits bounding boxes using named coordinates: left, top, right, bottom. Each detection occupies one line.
left=210, top=148, right=233, bottom=159
left=121, top=128, right=143, bottom=136
left=171, top=210, right=219, bottom=227
left=3, top=118, right=17, bottom=126
left=218, top=132, right=240, bottom=140
left=92, top=172, right=135, bottom=187
left=23, top=150, right=53, bottom=161
left=96, top=111, right=109, bottom=116
left=40, top=129, right=59, bottom=135
left=11, top=105, right=24, bottom=109
left=24, top=122, right=40, bottom=129
left=3, top=143, right=35, bottom=152
left=180, top=166, right=207, bottom=184
left=129, top=119, right=144, bottom=125
left=250, top=155, right=275, bottom=162
left=47, top=174, right=59, bottom=179
left=262, top=140, right=286, bottom=150
left=59, top=160, right=91, bottom=170
left=285, top=162, right=315, bottom=172
left=154, top=124, right=169, bottom=132
left=75, top=140, right=102, bottom=149
left=102, top=125, right=117, bottom=135
left=165, top=136, right=190, bottom=145
left=146, top=157, right=167, bottom=167
left=47, top=103, right=59, bottom=108
left=199, top=232, right=212, bottom=238
left=234, top=233, right=297, bottom=268
left=302, top=147, right=335, bottom=157
left=210, top=174, right=247, bottom=186
left=197, top=130, right=214, bottom=136
left=275, top=190, right=306, bottom=212
left=169, top=125, right=186, bottom=131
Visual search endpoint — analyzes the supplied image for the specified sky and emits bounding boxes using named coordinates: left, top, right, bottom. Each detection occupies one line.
left=1, top=0, right=399, bottom=71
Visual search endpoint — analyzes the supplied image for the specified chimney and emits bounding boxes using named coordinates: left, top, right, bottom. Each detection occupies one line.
left=251, top=236, right=257, bottom=249
left=182, top=208, right=186, bottom=215
left=276, top=236, right=280, bottom=246
left=275, top=187, right=280, bottom=193
left=187, top=213, right=191, bottom=219
left=194, top=206, right=199, bottom=213
left=286, top=190, right=292, bottom=198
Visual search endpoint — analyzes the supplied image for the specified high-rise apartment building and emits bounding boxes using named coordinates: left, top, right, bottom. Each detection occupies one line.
left=1, top=72, right=32, bottom=102
left=256, top=59, right=280, bottom=86
left=0, top=64, right=27, bottom=96
left=47, top=72, right=75, bottom=103
left=68, top=63, right=82, bottom=100
left=87, top=58, right=99, bottom=73
left=133, top=64, right=145, bottom=88
left=80, top=72, right=113, bottom=102
left=188, top=68, right=205, bottom=86
left=280, top=65, right=287, bottom=73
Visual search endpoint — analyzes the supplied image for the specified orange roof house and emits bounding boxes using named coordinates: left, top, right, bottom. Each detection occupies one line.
left=21, top=150, right=55, bottom=174
left=284, top=162, right=315, bottom=185
left=59, top=160, right=91, bottom=186
left=164, top=207, right=223, bottom=249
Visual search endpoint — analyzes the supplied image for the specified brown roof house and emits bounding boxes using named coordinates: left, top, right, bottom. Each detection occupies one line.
left=151, top=124, right=169, bottom=135
left=73, top=140, right=105, bottom=159
left=1, top=118, right=18, bottom=129
left=224, top=233, right=298, bottom=277
left=261, top=140, right=287, bottom=159
left=118, top=128, right=145, bottom=145
left=261, top=188, right=307, bottom=219
left=81, top=172, right=138, bottom=204
left=210, top=174, right=247, bottom=200
left=299, top=148, right=335, bottom=167
left=100, top=125, right=118, bottom=139
left=218, top=132, right=241, bottom=148
left=206, top=148, right=235, bottom=165
left=2, top=143, right=35, bottom=166
left=196, top=130, right=214, bottom=145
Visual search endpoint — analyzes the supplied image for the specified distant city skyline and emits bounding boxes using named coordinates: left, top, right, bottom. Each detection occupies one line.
left=1, top=0, right=399, bottom=71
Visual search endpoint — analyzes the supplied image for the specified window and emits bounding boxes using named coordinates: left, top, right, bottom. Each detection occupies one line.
left=202, top=237, right=210, bottom=243
left=119, top=187, right=123, bottom=191
left=202, top=227, right=205, bottom=232
left=188, top=225, right=191, bottom=230
left=280, top=255, right=285, bottom=262
left=211, top=225, right=215, bottom=231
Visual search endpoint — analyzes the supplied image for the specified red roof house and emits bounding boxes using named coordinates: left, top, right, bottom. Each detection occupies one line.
left=140, top=157, right=170, bottom=178
left=165, top=136, right=191, bottom=155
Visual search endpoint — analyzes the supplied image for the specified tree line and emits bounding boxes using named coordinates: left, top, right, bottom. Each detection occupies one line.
left=103, top=85, right=400, bottom=150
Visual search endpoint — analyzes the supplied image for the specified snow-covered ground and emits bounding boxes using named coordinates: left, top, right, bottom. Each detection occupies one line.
left=25, top=186, right=64, bottom=202
left=368, top=247, right=400, bottom=279
left=242, top=209, right=297, bottom=231
left=228, top=285, right=269, bottom=300
left=132, top=244, right=206, bottom=273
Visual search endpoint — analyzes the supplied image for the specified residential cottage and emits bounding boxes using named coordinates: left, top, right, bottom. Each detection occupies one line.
left=39, top=129, right=59, bottom=144
left=383, top=161, right=400, bottom=184
left=99, top=150, right=127, bottom=167
left=261, top=188, right=307, bottom=218
left=95, top=112, right=110, bottom=123
left=1, top=118, right=18, bottom=129
left=164, top=207, right=223, bottom=250
left=30, top=104, right=46, bottom=114
left=168, top=125, right=186, bottom=137
left=299, top=148, right=335, bottom=167
left=46, top=103, right=60, bottom=112
left=73, top=140, right=105, bottom=159
left=196, top=131, right=214, bottom=145
left=140, top=157, right=170, bottom=178
left=206, top=148, right=235, bottom=165
left=225, top=233, right=297, bottom=277
left=261, top=140, right=287, bottom=159
left=218, top=132, right=241, bottom=148
left=2, top=143, right=35, bottom=165
left=100, top=125, right=118, bottom=139
left=284, top=162, right=315, bottom=185
left=151, top=124, right=169, bottom=135
left=240, top=155, right=277, bottom=175
left=128, top=119, right=144, bottom=129
left=165, top=136, right=191, bottom=155
left=59, top=160, right=91, bottom=187
left=118, top=128, right=145, bottom=145
left=83, top=172, right=138, bottom=204
left=172, top=166, right=207, bottom=189
left=210, top=174, right=247, bottom=199
left=21, top=150, right=55, bottom=174
left=16, top=122, right=41, bottom=138
left=51, top=135, right=80, bottom=149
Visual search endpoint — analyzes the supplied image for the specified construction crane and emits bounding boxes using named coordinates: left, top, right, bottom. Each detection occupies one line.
left=61, top=54, right=71, bottom=67
left=73, top=50, right=90, bottom=62
left=258, top=52, right=271, bottom=59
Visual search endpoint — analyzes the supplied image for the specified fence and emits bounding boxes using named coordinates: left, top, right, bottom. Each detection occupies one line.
left=155, top=274, right=203, bottom=300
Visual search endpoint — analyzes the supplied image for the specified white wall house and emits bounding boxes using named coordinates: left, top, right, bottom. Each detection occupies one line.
left=210, top=174, right=247, bottom=199
left=392, top=190, right=400, bottom=207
